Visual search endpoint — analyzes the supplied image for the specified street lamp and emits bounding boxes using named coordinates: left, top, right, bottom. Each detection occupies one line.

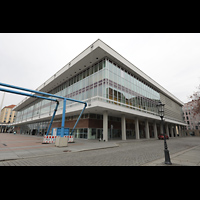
left=156, top=101, right=172, bottom=165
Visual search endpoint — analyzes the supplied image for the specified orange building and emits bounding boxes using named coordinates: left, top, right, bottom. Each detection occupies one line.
left=0, top=104, right=16, bottom=124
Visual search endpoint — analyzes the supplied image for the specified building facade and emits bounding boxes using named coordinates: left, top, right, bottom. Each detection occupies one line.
left=0, top=104, right=16, bottom=133
left=13, top=39, right=186, bottom=140
left=182, top=100, right=200, bottom=136
left=0, top=104, right=16, bottom=124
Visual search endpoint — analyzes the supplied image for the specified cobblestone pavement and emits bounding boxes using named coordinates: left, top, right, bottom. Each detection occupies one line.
left=0, top=137, right=200, bottom=166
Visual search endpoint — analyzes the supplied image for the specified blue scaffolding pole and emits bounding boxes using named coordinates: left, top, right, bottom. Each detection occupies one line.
left=0, top=82, right=87, bottom=137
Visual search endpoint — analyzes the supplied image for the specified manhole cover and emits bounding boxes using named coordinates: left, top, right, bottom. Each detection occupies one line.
left=63, top=150, right=71, bottom=152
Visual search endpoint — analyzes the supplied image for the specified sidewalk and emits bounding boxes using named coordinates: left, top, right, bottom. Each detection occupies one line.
left=0, top=133, right=118, bottom=161
left=142, top=145, right=200, bottom=166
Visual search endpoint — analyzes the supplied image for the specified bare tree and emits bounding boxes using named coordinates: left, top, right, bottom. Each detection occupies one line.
left=190, top=84, right=200, bottom=116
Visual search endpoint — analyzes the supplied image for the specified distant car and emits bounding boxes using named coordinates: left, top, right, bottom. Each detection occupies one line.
left=158, top=134, right=169, bottom=140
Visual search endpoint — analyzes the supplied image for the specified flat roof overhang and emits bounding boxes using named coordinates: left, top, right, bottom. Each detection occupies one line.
left=13, top=100, right=186, bottom=127
left=13, top=39, right=184, bottom=111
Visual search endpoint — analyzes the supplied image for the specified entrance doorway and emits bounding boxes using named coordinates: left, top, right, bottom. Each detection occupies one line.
left=97, top=129, right=103, bottom=140
left=126, top=129, right=135, bottom=139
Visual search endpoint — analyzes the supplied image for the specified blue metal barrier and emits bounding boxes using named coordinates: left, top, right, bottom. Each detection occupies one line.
left=0, top=82, right=87, bottom=137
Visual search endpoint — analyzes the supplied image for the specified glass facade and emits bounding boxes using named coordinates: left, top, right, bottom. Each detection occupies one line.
left=105, top=59, right=160, bottom=113
left=16, top=121, right=49, bottom=135
left=15, top=57, right=160, bottom=123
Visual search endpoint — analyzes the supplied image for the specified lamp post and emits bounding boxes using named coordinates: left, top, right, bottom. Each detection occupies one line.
left=156, top=101, right=172, bottom=165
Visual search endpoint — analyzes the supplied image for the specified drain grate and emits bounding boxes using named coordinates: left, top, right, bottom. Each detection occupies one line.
left=63, top=150, right=71, bottom=152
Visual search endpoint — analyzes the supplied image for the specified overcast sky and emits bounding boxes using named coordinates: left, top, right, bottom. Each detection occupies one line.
left=0, top=33, right=200, bottom=109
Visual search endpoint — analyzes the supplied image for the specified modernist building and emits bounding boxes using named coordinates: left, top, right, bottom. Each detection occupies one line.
left=13, top=39, right=186, bottom=140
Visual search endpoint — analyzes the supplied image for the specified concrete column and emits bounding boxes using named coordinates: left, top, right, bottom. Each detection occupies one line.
left=183, top=126, right=186, bottom=136
left=166, top=123, right=169, bottom=137
left=178, top=125, right=181, bottom=137
left=121, top=115, right=126, bottom=140
left=175, top=125, right=178, bottom=137
left=77, top=129, right=80, bottom=138
left=181, top=126, right=185, bottom=137
left=145, top=119, right=150, bottom=139
left=181, top=126, right=183, bottom=137
left=135, top=118, right=140, bottom=140
left=103, top=111, right=108, bottom=141
left=170, top=125, right=174, bottom=138
left=153, top=121, right=158, bottom=139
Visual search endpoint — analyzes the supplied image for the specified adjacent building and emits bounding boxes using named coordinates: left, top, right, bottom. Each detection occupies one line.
left=0, top=104, right=16, bottom=133
left=182, top=100, right=200, bottom=136
left=13, top=39, right=186, bottom=140
left=0, top=104, right=16, bottom=124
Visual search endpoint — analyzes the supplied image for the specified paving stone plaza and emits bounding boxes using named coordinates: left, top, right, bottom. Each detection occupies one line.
left=0, top=133, right=200, bottom=166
